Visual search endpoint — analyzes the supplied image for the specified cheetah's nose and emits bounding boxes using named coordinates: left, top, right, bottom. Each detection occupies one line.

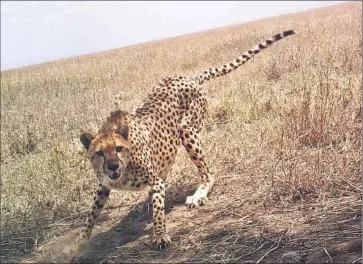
left=107, top=161, right=119, bottom=172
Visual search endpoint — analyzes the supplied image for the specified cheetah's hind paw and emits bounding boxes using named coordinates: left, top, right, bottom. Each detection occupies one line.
left=185, top=186, right=209, bottom=208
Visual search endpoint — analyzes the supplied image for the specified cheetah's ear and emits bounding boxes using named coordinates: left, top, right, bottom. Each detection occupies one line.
left=116, top=125, right=129, bottom=141
left=80, top=132, right=94, bottom=150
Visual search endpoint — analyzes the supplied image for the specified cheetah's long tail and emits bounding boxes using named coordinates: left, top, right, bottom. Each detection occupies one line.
left=193, top=30, right=296, bottom=84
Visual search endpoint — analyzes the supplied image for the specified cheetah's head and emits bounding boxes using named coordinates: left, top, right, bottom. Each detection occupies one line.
left=80, top=127, right=130, bottom=183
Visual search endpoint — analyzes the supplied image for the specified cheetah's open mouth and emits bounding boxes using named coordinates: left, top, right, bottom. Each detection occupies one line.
left=109, top=172, right=120, bottom=180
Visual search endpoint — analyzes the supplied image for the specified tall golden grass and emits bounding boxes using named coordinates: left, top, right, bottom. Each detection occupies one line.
left=1, top=2, right=361, bottom=261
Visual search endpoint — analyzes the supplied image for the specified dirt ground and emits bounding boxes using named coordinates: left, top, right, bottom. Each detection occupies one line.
left=19, top=173, right=362, bottom=264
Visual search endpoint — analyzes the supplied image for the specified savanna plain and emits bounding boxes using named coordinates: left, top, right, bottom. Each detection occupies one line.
left=1, top=2, right=362, bottom=263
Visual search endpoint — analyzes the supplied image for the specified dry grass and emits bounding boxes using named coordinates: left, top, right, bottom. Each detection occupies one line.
left=1, top=2, right=362, bottom=263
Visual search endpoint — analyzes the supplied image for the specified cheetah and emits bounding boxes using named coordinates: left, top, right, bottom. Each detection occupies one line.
left=75, top=30, right=296, bottom=252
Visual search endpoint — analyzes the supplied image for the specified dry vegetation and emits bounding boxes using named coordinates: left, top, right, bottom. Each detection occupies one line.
left=1, top=2, right=362, bottom=263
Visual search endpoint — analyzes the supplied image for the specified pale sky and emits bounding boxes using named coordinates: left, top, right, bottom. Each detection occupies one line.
left=1, top=1, right=345, bottom=71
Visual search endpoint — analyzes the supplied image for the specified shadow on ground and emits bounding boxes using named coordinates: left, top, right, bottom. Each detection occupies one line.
left=14, top=179, right=362, bottom=264
left=70, top=189, right=362, bottom=264
left=181, top=207, right=362, bottom=263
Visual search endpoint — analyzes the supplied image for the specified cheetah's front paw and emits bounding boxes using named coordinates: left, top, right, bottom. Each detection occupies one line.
left=61, top=235, right=88, bottom=261
left=152, top=233, right=171, bottom=250
left=185, top=186, right=209, bottom=208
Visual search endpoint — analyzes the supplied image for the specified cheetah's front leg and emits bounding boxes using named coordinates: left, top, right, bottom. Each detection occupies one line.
left=150, top=177, right=171, bottom=250
left=68, top=184, right=110, bottom=255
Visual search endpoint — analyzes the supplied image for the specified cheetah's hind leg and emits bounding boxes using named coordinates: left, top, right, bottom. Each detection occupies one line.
left=177, top=124, right=214, bottom=208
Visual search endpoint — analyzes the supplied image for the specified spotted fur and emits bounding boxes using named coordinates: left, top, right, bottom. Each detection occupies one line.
left=76, top=30, right=296, bottom=251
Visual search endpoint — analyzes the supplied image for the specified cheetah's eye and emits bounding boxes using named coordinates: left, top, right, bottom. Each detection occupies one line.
left=115, top=146, right=123, bottom=152
left=95, top=150, right=104, bottom=156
